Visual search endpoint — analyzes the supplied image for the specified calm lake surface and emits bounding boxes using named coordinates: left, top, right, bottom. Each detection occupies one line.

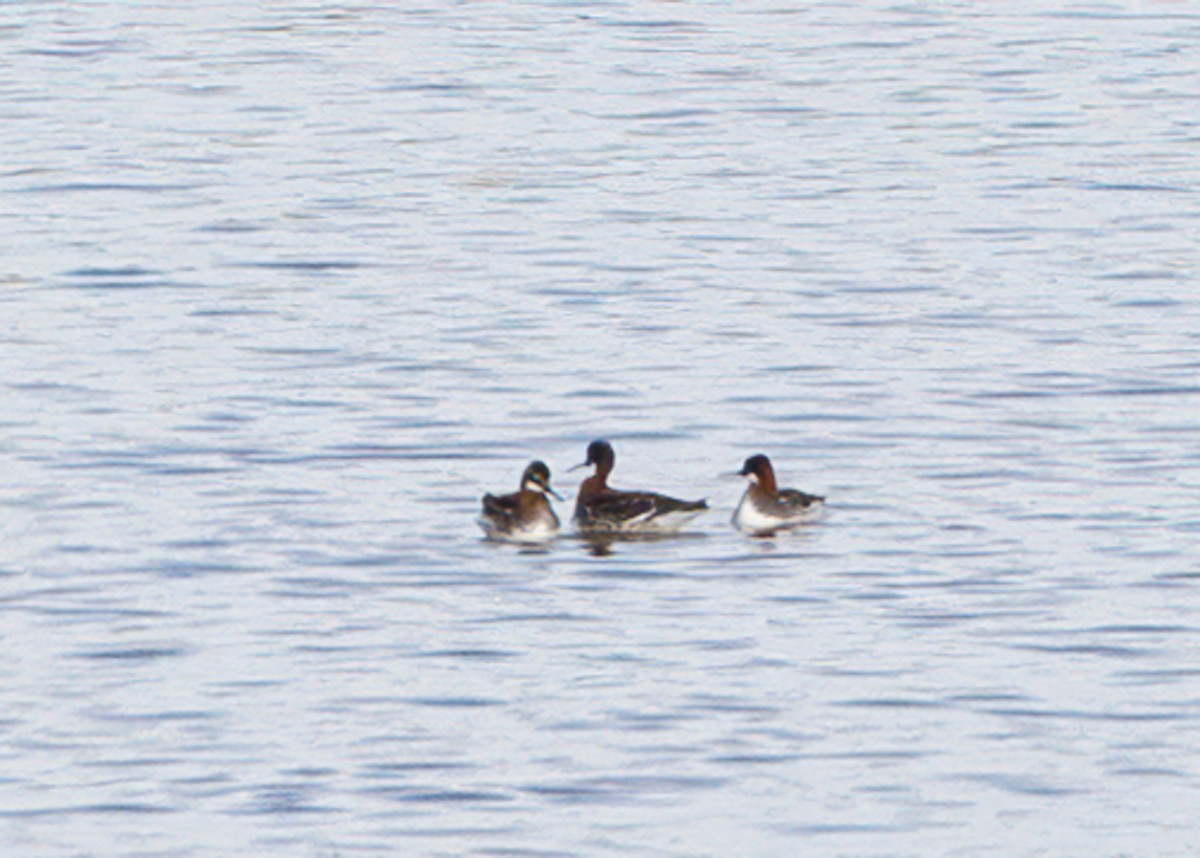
left=3, top=2, right=1199, bottom=855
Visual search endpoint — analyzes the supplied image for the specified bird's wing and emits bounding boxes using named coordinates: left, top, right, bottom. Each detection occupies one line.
left=646, top=494, right=708, bottom=517
left=778, top=489, right=823, bottom=511
left=482, top=492, right=518, bottom=522
left=584, top=492, right=656, bottom=524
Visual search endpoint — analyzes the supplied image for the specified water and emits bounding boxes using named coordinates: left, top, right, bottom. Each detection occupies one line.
left=3, top=2, right=1199, bottom=855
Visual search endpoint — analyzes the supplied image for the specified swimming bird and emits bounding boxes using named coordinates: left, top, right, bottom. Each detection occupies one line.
left=733, top=454, right=824, bottom=536
left=479, top=460, right=562, bottom=544
left=571, top=439, right=707, bottom=534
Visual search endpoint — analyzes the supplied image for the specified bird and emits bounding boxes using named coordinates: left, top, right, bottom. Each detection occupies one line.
left=733, top=454, right=824, bottom=536
left=478, top=460, right=561, bottom=544
left=570, top=439, right=707, bottom=534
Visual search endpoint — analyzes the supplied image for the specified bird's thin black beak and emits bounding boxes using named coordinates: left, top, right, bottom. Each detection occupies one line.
left=567, top=461, right=589, bottom=473
left=720, top=470, right=745, bottom=480
left=546, top=486, right=564, bottom=501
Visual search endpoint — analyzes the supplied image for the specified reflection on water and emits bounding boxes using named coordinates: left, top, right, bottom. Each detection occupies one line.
left=3, top=2, right=1200, bottom=856
left=575, top=531, right=712, bottom=558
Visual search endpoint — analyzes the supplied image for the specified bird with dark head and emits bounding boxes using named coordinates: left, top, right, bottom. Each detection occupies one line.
left=733, top=453, right=823, bottom=536
left=479, top=460, right=562, bottom=544
left=570, top=439, right=707, bottom=534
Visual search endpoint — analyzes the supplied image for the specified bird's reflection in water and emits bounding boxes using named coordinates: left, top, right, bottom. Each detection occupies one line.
left=577, top=532, right=707, bottom=557
left=582, top=534, right=616, bottom=557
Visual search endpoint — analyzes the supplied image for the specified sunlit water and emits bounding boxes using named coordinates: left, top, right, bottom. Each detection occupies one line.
left=3, top=2, right=1199, bottom=856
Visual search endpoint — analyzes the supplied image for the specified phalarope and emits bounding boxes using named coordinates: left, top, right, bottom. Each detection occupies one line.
left=733, top=454, right=824, bottom=536
left=571, top=439, right=707, bottom=534
left=479, top=460, right=562, bottom=544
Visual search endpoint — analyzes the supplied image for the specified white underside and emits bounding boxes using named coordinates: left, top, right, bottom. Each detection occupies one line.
left=733, top=491, right=823, bottom=535
left=577, top=508, right=706, bottom=535
left=478, top=516, right=558, bottom=544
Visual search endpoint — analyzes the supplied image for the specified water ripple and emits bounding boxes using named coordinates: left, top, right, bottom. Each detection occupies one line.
left=4, top=3, right=1199, bottom=856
